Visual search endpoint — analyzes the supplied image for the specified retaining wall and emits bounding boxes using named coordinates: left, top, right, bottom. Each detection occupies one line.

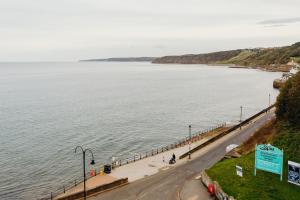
left=55, top=178, right=128, bottom=200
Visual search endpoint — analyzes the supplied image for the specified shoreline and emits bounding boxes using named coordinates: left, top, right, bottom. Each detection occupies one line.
left=152, top=62, right=292, bottom=72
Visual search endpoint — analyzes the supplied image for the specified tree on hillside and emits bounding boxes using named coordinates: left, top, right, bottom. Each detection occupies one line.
left=276, top=71, right=300, bottom=126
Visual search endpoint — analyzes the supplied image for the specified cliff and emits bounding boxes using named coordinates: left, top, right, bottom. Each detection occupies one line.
left=153, top=42, right=300, bottom=72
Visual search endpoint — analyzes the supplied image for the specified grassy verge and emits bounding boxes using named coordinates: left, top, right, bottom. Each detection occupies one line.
left=207, top=122, right=300, bottom=200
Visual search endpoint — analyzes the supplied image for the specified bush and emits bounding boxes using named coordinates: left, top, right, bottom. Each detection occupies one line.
left=276, top=71, right=300, bottom=127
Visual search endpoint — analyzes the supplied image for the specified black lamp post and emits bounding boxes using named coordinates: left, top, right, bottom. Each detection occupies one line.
left=75, top=146, right=95, bottom=200
left=188, top=125, right=191, bottom=159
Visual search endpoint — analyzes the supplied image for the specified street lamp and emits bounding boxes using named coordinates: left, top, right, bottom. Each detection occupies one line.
left=239, top=106, right=243, bottom=122
left=188, top=125, right=191, bottom=159
left=75, top=146, right=95, bottom=200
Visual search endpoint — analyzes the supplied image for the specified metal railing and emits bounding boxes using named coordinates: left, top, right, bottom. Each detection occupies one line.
left=44, top=123, right=226, bottom=200
left=111, top=123, right=226, bottom=168
left=179, top=105, right=275, bottom=159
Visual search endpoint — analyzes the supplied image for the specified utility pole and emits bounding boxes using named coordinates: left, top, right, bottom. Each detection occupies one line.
left=269, top=93, right=271, bottom=107
left=239, top=106, right=243, bottom=122
left=188, top=125, right=191, bottom=159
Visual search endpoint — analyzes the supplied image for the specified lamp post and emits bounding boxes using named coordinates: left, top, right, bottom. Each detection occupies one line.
left=188, top=125, right=191, bottom=159
left=75, top=146, right=95, bottom=200
left=239, top=106, right=243, bottom=122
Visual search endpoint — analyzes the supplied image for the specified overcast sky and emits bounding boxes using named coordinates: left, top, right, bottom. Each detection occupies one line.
left=0, top=0, right=300, bottom=61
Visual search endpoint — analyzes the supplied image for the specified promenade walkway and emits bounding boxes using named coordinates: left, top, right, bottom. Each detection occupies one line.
left=54, top=126, right=227, bottom=199
left=111, top=134, right=215, bottom=182
left=55, top=175, right=117, bottom=199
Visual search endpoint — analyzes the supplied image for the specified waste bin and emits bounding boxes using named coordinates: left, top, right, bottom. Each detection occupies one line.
left=104, top=164, right=111, bottom=174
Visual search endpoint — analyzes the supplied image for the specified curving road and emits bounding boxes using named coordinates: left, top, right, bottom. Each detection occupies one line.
left=90, top=111, right=275, bottom=200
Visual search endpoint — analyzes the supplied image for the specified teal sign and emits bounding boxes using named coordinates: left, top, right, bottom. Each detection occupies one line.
left=255, top=144, right=283, bottom=181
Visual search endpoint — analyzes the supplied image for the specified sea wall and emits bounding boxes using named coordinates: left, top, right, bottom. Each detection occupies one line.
left=55, top=178, right=128, bottom=200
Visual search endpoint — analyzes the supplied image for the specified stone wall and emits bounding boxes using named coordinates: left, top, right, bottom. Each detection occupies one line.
left=56, top=178, right=128, bottom=200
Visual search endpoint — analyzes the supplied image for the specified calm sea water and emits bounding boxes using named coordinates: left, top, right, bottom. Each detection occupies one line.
left=0, top=62, right=281, bottom=199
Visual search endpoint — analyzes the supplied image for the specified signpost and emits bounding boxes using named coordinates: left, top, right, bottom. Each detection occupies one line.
left=288, top=161, right=300, bottom=186
left=254, top=144, right=283, bottom=181
left=236, top=165, right=243, bottom=177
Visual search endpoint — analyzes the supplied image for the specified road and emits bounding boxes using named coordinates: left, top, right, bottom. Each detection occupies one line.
left=90, top=110, right=275, bottom=200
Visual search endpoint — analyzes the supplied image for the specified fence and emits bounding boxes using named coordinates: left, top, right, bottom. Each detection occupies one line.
left=45, top=123, right=226, bottom=200
left=112, top=123, right=226, bottom=168
left=179, top=104, right=275, bottom=159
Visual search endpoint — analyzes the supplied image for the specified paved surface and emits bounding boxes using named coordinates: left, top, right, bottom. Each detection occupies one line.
left=110, top=127, right=224, bottom=182
left=53, top=126, right=225, bottom=200
left=90, top=110, right=275, bottom=200
left=55, top=175, right=117, bottom=199
left=180, top=178, right=213, bottom=200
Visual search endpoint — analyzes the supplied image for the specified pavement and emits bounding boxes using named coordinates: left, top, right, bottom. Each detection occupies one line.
left=88, top=109, right=275, bottom=200
left=110, top=129, right=224, bottom=182
left=180, top=178, right=213, bottom=200
left=54, top=175, right=117, bottom=199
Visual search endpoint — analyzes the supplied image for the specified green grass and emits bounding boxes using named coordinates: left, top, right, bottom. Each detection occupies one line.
left=217, top=42, right=300, bottom=68
left=216, top=50, right=255, bottom=65
left=207, top=124, right=300, bottom=200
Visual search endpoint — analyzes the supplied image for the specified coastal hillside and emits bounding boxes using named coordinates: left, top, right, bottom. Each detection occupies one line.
left=207, top=70, right=300, bottom=200
left=153, top=42, right=300, bottom=72
left=81, top=57, right=156, bottom=62
left=152, top=49, right=243, bottom=64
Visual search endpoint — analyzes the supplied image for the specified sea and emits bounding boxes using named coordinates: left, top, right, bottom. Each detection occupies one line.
left=0, top=62, right=281, bottom=199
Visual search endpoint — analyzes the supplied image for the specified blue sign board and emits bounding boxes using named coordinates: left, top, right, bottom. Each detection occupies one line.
left=255, top=144, right=283, bottom=181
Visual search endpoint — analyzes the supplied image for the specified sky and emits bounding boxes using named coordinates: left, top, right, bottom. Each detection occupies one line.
left=0, top=0, right=300, bottom=61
